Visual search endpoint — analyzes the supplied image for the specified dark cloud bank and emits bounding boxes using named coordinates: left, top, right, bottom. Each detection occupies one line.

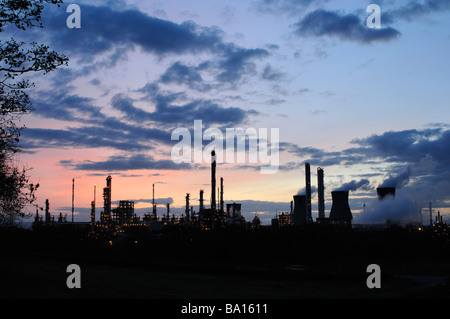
left=256, top=0, right=450, bottom=44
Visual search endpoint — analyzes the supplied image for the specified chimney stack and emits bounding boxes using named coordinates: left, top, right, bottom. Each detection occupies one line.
left=317, top=167, right=325, bottom=219
left=185, top=193, right=190, bottom=221
left=45, top=199, right=50, bottom=224
left=72, top=178, right=75, bottom=223
left=211, top=150, right=216, bottom=212
left=220, top=177, right=224, bottom=213
left=305, top=163, right=312, bottom=223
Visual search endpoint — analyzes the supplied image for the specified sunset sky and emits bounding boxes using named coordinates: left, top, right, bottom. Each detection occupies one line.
left=7, top=0, right=450, bottom=224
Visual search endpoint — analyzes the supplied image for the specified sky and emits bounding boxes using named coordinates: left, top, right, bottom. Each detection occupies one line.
left=6, top=0, right=450, bottom=225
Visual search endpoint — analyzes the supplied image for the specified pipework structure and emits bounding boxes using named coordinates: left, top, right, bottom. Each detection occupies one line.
left=100, top=175, right=112, bottom=226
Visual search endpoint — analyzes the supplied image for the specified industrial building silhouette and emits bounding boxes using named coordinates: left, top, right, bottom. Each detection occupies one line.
left=271, top=163, right=355, bottom=227
left=32, top=150, right=442, bottom=235
left=33, top=149, right=250, bottom=232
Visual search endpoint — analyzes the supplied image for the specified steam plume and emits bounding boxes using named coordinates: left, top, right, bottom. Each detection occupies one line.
left=334, top=179, right=371, bottom=192
left=379, top=166, right=411, bottom=189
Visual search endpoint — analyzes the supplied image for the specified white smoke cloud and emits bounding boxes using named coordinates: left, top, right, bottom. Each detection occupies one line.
left=379, top=166, right=411, bottom=188
left=297, top=185, right=317, bottom=195
left=355, top=192, right=420, bottom=225
left=334, top=179, right=371, bottom=192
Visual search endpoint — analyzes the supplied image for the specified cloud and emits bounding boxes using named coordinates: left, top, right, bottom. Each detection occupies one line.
left=20, top=89, right=176, bottom=152
left=42, top=5, right=223, bottom=58
left=159, top=50, right=275, bottom=89
left=159, top=61, right=212, bottom=91
left=295, top=9, right=401, bottom=43
left=33, top=4, right=273, bottom=88
left=355, top=192, right=420, bottom=224
left=296, top=185, right=317, bottom=195
left=379, top=166, right=412, bottom=188
left=30, top=90, right=105, bottom=123
left=112, top=85, right=259, bottom=126
left=21, top=127, right=151, bottom=152
left=280, top=142, right=365, bottom=167
left=254, top=0, right=328, bottom=14
left=255, top=0, right=448, bottom=45
left=383, top=0, right=450, bottom=24
left=352, top=128, right=450, bottom=165
left=21, top=89, right=175, bottom=152
left=261, top=64, right=285, bottom=81
left=283, top=127, right=450, bottom=170
left=24, top=76, right=260, bottom=153
left=216, top=45, right=270, bottom=84
left=60, top=154, right=191, bottom=171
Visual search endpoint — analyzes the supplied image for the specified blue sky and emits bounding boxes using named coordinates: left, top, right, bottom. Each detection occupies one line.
left=8, top=0, right=450, bottom=224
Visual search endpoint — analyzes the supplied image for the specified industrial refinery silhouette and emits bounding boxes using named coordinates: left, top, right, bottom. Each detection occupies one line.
left=32, top=149, right=439, bottom=233
left=33, top=150, right=250, bottom=232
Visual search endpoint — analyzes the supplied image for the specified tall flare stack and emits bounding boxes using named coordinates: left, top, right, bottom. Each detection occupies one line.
left=152, top=183, right=157, bottom=217
left=211, top=150, right=216, bottom=212
left=45, top=199, right=50, bottom=224
left=305, top=163, right=312, bottom=223
left=185, top=193, right=190, bottom=221
left=72, top=178, right=75, bottom=223
left=220, top=177, right=224, bottom=213
left=317, top=167, right=325, bottom=219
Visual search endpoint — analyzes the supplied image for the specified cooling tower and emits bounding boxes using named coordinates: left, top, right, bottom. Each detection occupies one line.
left=377, top=187, right=396, bottom=200
left=293, top=195, right=307, bottom=225
left=329, top=191, right=352, bottom=223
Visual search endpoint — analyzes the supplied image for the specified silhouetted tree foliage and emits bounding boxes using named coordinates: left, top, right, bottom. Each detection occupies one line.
left=0, top=0, right=68, bottom=226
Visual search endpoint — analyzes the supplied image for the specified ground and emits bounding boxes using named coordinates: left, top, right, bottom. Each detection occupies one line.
left=1, top=226, right=450, bottom=301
